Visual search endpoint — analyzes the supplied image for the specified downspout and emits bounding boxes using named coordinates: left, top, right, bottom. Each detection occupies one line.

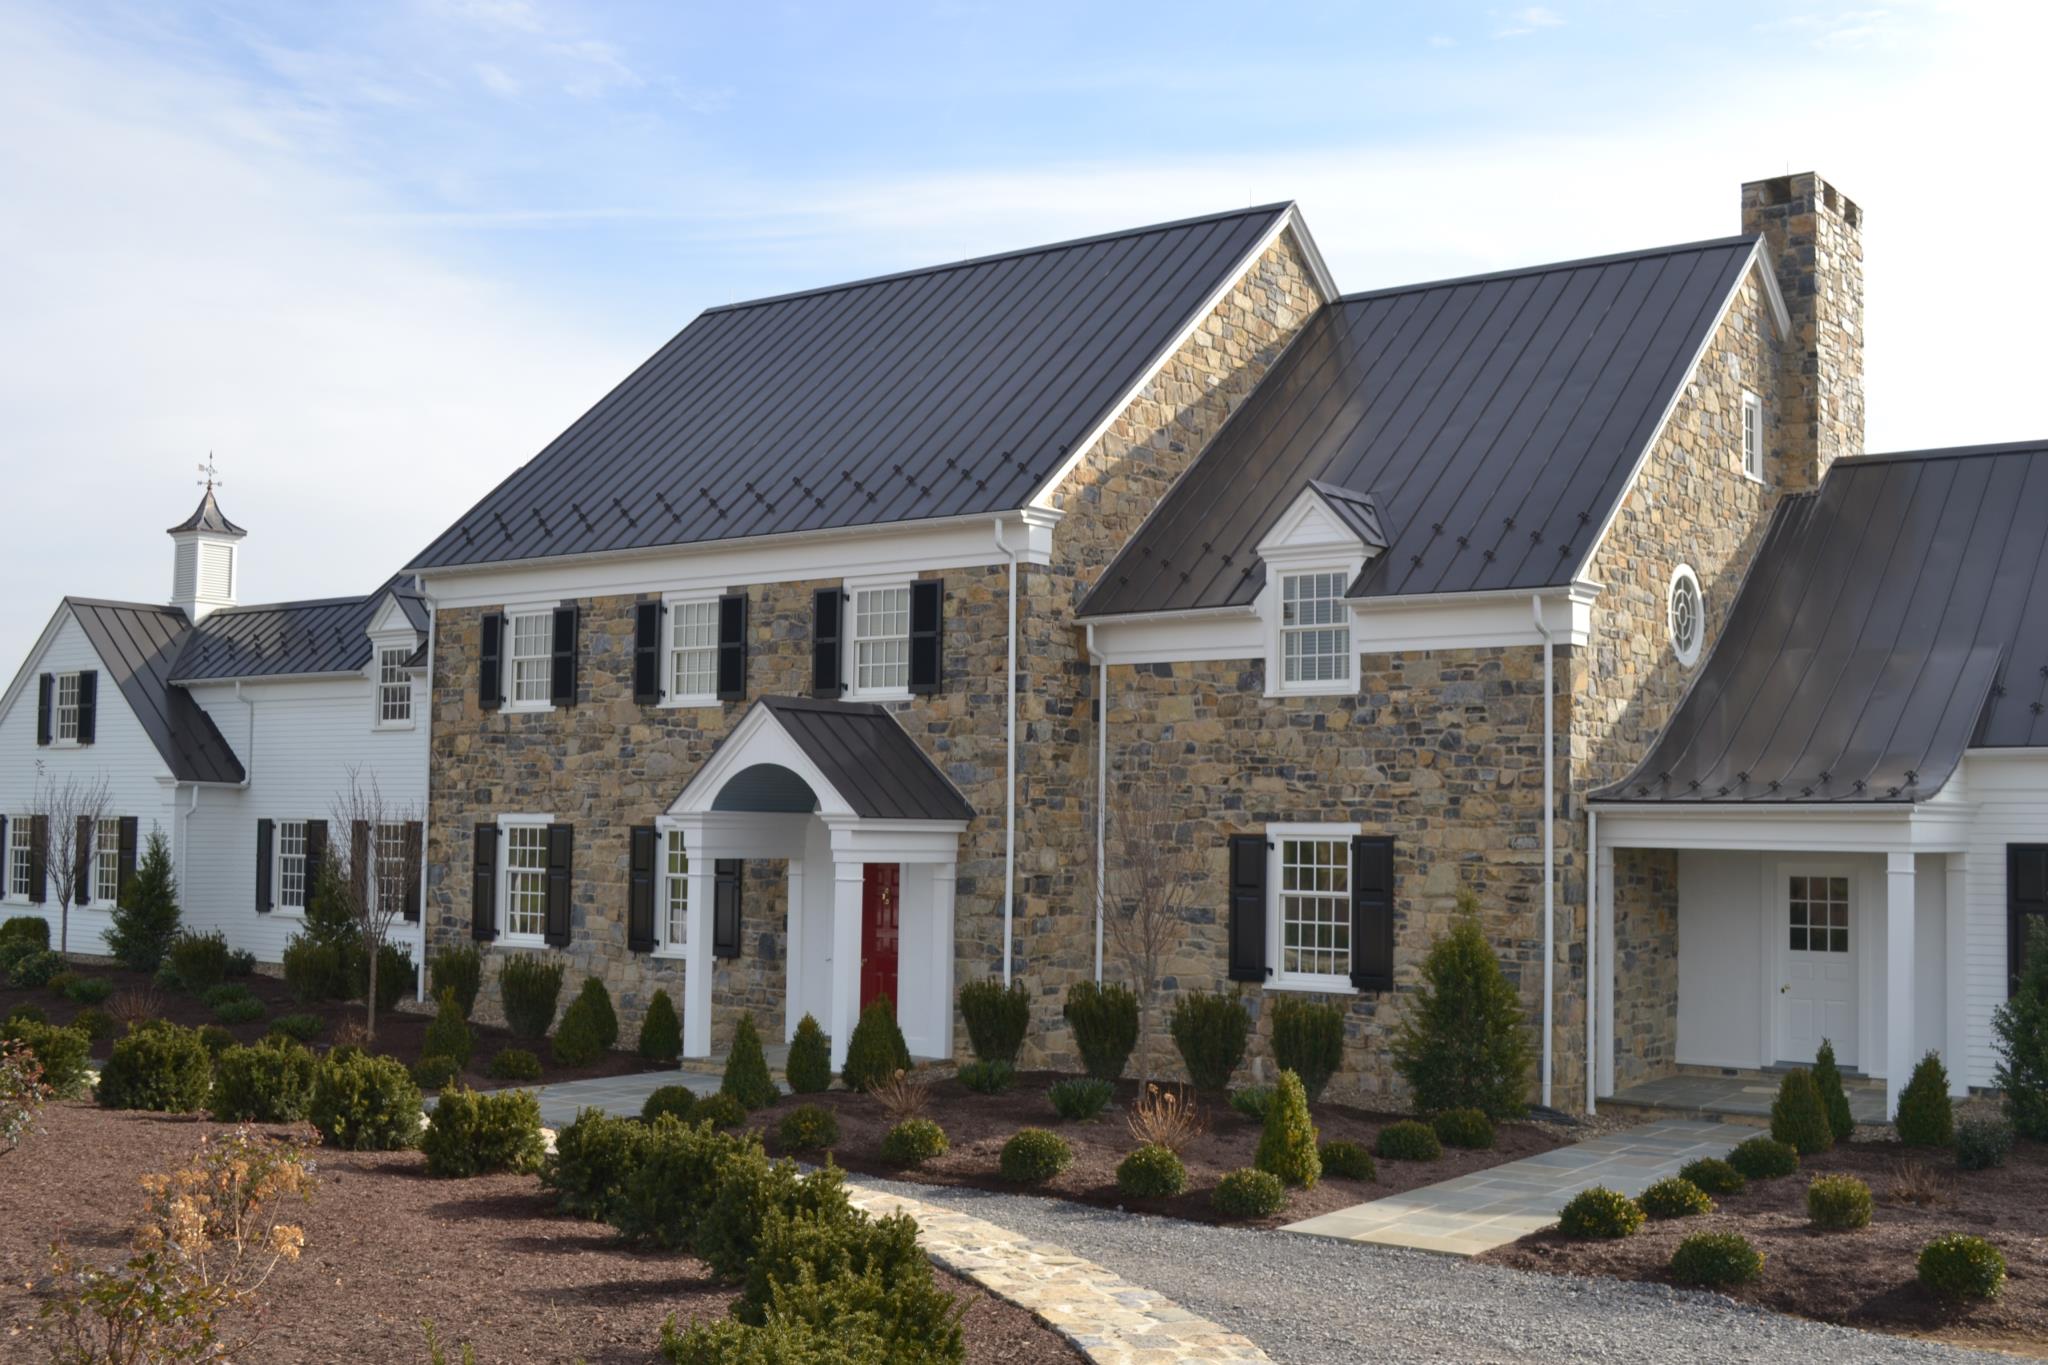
left=1531, top=595, right=1554, bottom=1111
left=417, top=592, right=435, bottom=1004
left=1586, top=805, right=1598, bottom=1115
left=1085, top=623, right=1105, bottom=985
left=994, top=517, right=1020, bottom=987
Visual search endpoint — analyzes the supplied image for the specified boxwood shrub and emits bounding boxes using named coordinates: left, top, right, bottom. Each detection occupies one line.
left=1431, top=1107, right=1496, bottom=1150
left=8, top=949, right=65, bottom=990
left=957, top=1060, right=1015, bottom=1095
left=166, top=930, right=233, bottom=993
left=545, top=1108, right=657, bottom=1220
left=98, top=1021, right=212, bottom=1113
left=63, top=975, right=112, bottom=1006
left=958, top=978, right=1029, bottom=1065
left=0, top=1019, right=92, bottom=1098
left=783, top=1014, right=830, bottom=1093
left=1670, top=1230, right=1765, bottom=1287
left=487, top=1048, right=542, bottom=1082
left=1557, top=1187, right=1645, bottom=1239
left=1211, top=1167, right=1286, bottom=1219
left=880, top=1117, right=949, bottom=1168
left=1806, top=1173, right=1873, bottom=1230
left=498, top=955, right=565, bottom=1040
left=1955, top=1116, right=2015, bottom=1172
left=1168, top=988, right=1249, bottom=1091
left=1638, top=1176, right=1713, bottom=1220
left=209, top=1036, right=317, bottom=1122
left=1062, top=981, right=1139, bottom=1083
left=776, top=1103, right=839, bottom=1152
left=310, top=1049, right=422, bottom=1150
left=1271, top=997, right=1346, bottom=1102
left=1318, top=1139, right=1376, bottom=1181
left=1678, top=1156, right=1747, bottom=1195
left=268, top=1012, right=324, bottom=1044
left=422, top=1085, right=546, bottom=1178
left=1727, top=1135, right=1800, bottom=1181
left=642, top=1084, right=699, bottom=1124
left=1230, top=1086, right=1274, bottom=1121
left=411, top=1055, right=461, bottom=1092
left=1116, top=1143, right=1187, bottom=1199
left=1918, top=1233, right=2005, bottom=1302
left=1047, top=1076, right=1113, bottom=1122
left=1375, top=1119, right=1442, bottom=1162
left=998, top=1128, right=1072, bottom=1184
left=639, top=989, right=683, bottom=1065
left=841, top=999, right=911, bottom=1094
left=695, top=1092, right=747, bottom=1130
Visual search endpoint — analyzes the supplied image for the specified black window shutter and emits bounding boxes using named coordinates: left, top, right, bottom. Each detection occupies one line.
left=35, top=674, right=51, bottom=746
left=909, top=579, right=944, bottom=695
left=627, top=825, right=658, bottom=953
left=255, top=819, right=274, bottom=913
left=305, top=820, right=328, bottom=893
left=713, top=859, right=743, bottom=958
left=29, top=815, right=48, bottom=904
left=1350, top=835, right=1396, bottom=992
left=633, top=602, right=663, bottom=704
left=2010, top=844, right=2048, bottom=998
left=812, top=589, right=843, bottom=699
left=402, top=821, right=423, bottom=922
left=478, top=613, right=504, bottom=710
left=717, top=593, right=748, bottom=701
left=1227, top=834, right=1267, bottom=983
left=74, top=816, right=92, bottom=903
left=350, top=820, right=370, bottom=909
left=471, top=823, right=498, bottom=941
left=544, top=824, right=574, bottom=946
left=75, top=671, right=97, bottom=744
left=116, top=816, right=138, bottom=898
left=550, top=605, right=579, bottom=706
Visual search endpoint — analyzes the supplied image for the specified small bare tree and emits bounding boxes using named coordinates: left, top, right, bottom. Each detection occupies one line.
left=32, top=771, right=112, bottom=956
left=1079, top=781, right=1203, bottom=1078
left=324, top=767, right=422, bottom=1044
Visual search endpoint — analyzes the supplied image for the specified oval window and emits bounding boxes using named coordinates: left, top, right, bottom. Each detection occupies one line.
left=1668, top=565, right=1704, bottom=666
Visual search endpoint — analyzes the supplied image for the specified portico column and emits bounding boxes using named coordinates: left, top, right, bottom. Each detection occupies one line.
left=1597, top=841, right=1616, bottom=1099
left=678, top=816, right=715, bottom=1059
left=1885, top=850, right=1917, bottom=1118
left=931, top=862, right=958, bottom=1060
left=829, top=858, right=864, bottom=1071
left=1945, top=853, right=1970, bottom=1097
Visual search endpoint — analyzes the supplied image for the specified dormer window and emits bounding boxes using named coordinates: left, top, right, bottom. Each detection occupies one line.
left=1280, top=572, right=1351, bottom=685
left=52, top=672, right=81, bottom=743
left=377, top=647, right=413, bottom=727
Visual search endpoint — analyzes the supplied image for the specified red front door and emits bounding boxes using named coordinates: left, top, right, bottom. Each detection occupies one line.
left=861, top=863, right=900, bottom=1014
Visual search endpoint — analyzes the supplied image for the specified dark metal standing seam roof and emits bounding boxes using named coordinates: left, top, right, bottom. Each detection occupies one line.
left=165, top=486, right=246, bottom=537
left=1079, top=236, right=1759, bottom=616
left=169, top=578, right=426, bottom=682
left=65, top=600, right=245, bottom=784
left=1595, top=441, right=2048, bottom=805
left=406, top=205, right=1294, bottom=571
left=753, top=696, right=974, bottom=821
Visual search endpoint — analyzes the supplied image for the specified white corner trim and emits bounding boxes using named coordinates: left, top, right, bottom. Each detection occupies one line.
left=0, top=602, right=80, bottom=723
left=1572, top=241, right=1785, bottom=585
left=1026, top=205, right=1335, bottom=512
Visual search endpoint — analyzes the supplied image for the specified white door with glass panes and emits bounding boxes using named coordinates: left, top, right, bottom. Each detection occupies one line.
left=1776, top=869, right=1857, bottom=1067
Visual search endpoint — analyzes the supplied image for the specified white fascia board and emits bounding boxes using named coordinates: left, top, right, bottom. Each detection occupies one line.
left=1256, top=485, right=1370, bottom=560
left=419, top=510, right=1058, bottom=611
left=0, top=601, right=77, bottom=721
left=1594, top=800, right=1974, bottom=855
left=1572, top=242, right=1782, bottom=586
left=365, top=592, right=418, bottom=639
left=185, top=676, right=367, bottom=704
left=1026, top=206, right=1336, bottom=512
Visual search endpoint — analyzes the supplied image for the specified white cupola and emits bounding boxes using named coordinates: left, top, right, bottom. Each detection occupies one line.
left=167, top=472, right=246, bottom=622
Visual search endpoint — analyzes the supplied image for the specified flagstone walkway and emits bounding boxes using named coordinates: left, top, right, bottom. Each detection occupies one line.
left=1281, top=1117, right=1756, bottom=1257
left=523, top=1068, right=716, bottom=1128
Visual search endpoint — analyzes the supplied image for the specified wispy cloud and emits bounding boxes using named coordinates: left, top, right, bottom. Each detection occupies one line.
left=1493, top=6, right=1565, bottom=38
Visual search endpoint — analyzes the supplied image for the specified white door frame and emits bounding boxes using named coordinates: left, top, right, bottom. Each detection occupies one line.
left=1763, top=858, right=1861, bottom=1069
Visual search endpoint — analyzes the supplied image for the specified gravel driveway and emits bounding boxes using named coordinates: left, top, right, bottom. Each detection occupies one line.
left=850, top=1174, right=2003, bottom=1365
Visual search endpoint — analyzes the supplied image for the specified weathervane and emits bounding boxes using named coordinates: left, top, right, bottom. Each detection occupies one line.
left=197, top=454, right=223, bottom=493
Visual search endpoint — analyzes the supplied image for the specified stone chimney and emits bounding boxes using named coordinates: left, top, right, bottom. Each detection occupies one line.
left=1741, top=172, right=1865, bottom=488
left=167, top=477, right=246, bottom=622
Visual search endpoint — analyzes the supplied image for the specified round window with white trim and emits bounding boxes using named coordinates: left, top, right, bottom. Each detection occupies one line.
left=1668, top=565, right=1704, bottom=666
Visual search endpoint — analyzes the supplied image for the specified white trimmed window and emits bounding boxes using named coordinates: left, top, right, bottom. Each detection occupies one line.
left=94, top=819, right=120, bottom=906
left=1789, top=874, right=1850, bottom=954
left=667, top=599, right=719, bottom=703
left=1741, top=390, right=1764, bottom=481
left=502, top=821, right=549, bottom=941
left=1280, top=571, right=1351, bottom=687
left=374, top=823, right=408, bottom=917
left=6, top=818, right=31, bottom=899
left=508, top=611, right=552, bottom=705
left=1274, top=834, right=1352, bottom=987
left=662, top=828, right=688, bottom=949
left=53, top=672, right=80, bottom=743
left=1668, top=564, right=1704, bottom=667
left=852, top=586, right=911, bottom=694
left=276, top=820, right=308, bottom=911
left=377, top=647, right=412, bottom=726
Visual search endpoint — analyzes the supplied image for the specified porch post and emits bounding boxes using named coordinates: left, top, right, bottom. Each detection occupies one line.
left=829, top=858, right=864, bottom=1072
left=931, top=862, right=958, bottom=1061
left=1945, top=853, right=1970, bottom=1097
left=1885, top=850, right=1917, bottom=1118
left=1597, top=840, right=1616, bottom=1099
left=679, top=815, right=714, bottom=1059
left=785, top=859, right=805, bottom=1044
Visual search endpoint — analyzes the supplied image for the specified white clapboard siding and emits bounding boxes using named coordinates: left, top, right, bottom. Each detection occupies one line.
left=1957, top=751, right=2048, bottom=1088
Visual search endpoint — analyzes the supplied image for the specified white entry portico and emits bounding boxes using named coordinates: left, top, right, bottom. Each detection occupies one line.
left=663, top=697, right=972, bottom=1071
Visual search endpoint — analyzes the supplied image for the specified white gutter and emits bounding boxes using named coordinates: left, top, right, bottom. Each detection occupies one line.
left=1585, top=805, right=1598, bottom=1116
left=1085, top=623, right=1106, bottom=985
left=995, top=517, right=1020, bottom=987
left=1532, top=595, right=1555, bottom=1111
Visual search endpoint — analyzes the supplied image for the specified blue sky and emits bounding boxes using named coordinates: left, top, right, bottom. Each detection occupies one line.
left=0, top=1, right=2038, bottom=660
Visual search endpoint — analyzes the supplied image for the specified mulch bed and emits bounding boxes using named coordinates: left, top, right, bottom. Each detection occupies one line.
left=0, top=1103, right=1083, bottom=1365
left=1, top=959, right=654, bottom=1087
left=1479, top=1136, right=2048, bottom=1355
left=756, top=1070, right=1572, bottom=1228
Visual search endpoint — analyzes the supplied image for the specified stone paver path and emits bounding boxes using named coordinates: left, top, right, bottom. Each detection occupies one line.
left=1283, top=1118, right=1756, bottom=1256
left=850, top=1183, right=1270, bottom=1365
left=1611, top=1072, right=1889, bottom=1124
left=523, top=1068, right=716, bottom=1129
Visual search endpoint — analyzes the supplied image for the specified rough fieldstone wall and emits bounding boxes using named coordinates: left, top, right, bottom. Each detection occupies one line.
left=424, top=228, right=1322, bottom=1054
left=1610, top=848, right=1679, bottom=1087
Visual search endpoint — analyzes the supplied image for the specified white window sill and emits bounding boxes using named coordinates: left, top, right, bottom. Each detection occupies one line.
left=649, top=946, right=688, bottom=961
left=1265, top=680, right=1358, bottom=700
left=48, top=739, right=81, bottom=750
left=493, top=935, right=550, bottom=951
left=1741, top=469, right=1766, bottom=486
left=658, top=697, right=721, bottom=710
left=501, top=701, right=554, bottom=715
left=1265, top=974, right=1358, bottom=996
left=268, top=905, right=307, bottom=920
left=845, top=689, right=914, bottom=704
left=373, top=720, right=416, bottom=733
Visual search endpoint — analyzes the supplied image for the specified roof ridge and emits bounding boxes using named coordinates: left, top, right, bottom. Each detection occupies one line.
left=199, top=593, right=373, bottom=616
left=702, top=202, right=1295, bottom=316
left=1836, top=439, right=2048, bottom=468
left=1336, top=234, right=1759, bottom=305
left=65, top=596, right=186, bottom=616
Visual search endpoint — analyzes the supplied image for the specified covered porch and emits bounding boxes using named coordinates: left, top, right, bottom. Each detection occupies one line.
left=666, top=696, right=973, bottom=1071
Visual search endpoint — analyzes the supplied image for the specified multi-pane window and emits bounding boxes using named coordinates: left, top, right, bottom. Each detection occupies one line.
left=276, top=821, right=308, bottom=910
left=54, top=672, right=80, bottom=742
left=1741, top=390, right=1764, bottom=481
left=378, top=648, right=412, bottom=724
left=1279, top=837, right=1351, bottom=980
left=509, top=612, right=552, bottom=704
left=1280, top=572, right=1351, bottom=685
left=94, top=820, right=120, bottom=905
left=375, top=823, right=408, bottom=917
left=503, top=824, right=548, bottom=938
left=669, top=600, right=719, bottom=701
left=1790, top=875, right=1850, bottom=953
left=853, top=587, right=911, bottom=693
left=6, top=818, right=31, bottom=899
left=663, top=828, right=688, bottom=948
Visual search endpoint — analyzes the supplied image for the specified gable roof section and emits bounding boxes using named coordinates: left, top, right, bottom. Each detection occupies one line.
left=1080, top=236, right=1761, bottom=616
left=757, top=696, right=974, bottom=821
left=408, top=204, right=1299, bottom=571
left=170, top=576, right=425, bottom=682
left=1595, top=440, right=2048, bottom=805
left=66, top=600, right=245, bottom=784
